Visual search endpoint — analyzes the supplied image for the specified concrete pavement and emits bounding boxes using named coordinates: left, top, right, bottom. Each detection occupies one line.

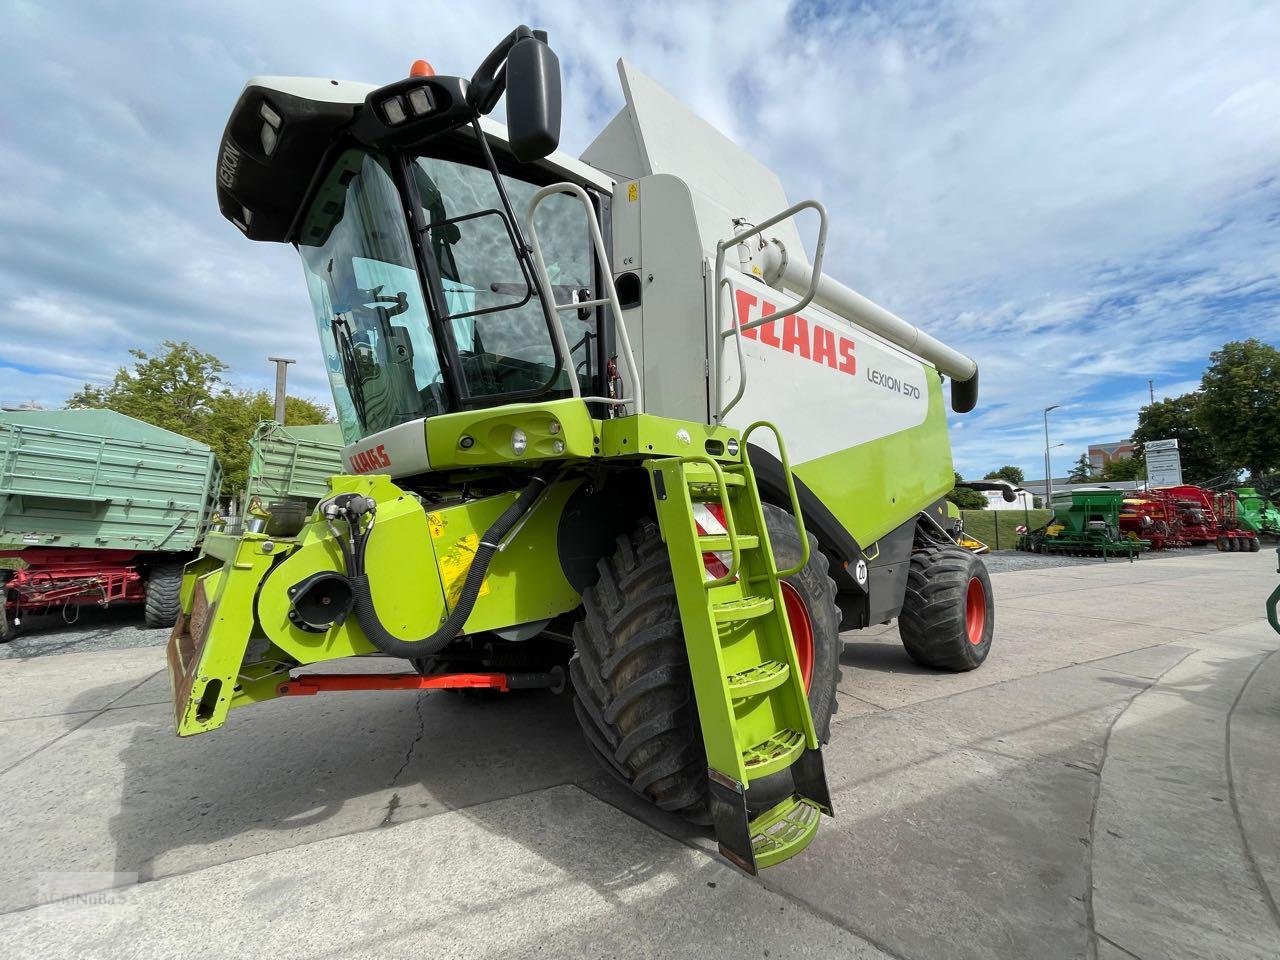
left=0, top=548, right=1276, bottom=959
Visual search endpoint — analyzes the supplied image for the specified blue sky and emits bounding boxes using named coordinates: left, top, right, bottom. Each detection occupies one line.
left=1, top=0, right=1277, bottom=479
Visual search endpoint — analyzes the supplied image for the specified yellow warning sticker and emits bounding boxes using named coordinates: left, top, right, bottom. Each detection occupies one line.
left=436, top=533, right=490, bottom=607
left=627, top=182, right=638, bottom=202
left=427, top=513, right=445, bottom=539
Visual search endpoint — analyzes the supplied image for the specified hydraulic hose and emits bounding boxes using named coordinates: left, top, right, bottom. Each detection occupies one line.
left=348, top=464, right=558, bottom=659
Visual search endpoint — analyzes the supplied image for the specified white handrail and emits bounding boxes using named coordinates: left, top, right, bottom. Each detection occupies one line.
left=526, top=183, right=644, bottom=414
left=713, top=200, right=829, bottom=422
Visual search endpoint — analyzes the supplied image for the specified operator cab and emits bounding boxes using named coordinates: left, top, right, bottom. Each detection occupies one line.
left=214, top=27, right=620, bottom=452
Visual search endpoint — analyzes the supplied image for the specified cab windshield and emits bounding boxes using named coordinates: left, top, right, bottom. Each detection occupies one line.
left=297, top=148, right=594, bottom=444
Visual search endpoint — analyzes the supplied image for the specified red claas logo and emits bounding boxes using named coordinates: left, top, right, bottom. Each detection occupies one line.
left=350, top=444, right=391, bottom=473
left=735, top=288, right=855, bottom=375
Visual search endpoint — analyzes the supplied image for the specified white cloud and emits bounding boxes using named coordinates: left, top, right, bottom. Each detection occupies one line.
left=1, top=0, right=1277, bottom=479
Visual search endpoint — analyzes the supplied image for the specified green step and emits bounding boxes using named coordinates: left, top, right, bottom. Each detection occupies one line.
left=711, top=595, right=774, bottom=623
left=750, top=796, right=823, bottom=870
left=698, top=533, right=758, bottom=552
left=742, top=728, right=806, bottom=780
left=726, top=659, right=790, bottom=698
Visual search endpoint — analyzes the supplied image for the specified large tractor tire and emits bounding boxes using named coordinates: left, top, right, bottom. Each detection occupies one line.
left=143, top=561, right=185, bottom=629
left=569, top=510, right=840, bottom=821
left=898, top=545, right=994, bottom=671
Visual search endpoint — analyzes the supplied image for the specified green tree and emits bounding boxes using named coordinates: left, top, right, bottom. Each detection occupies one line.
left=947, top=472, right=988, bottom=509
left=1198, top=339, right=1280, bottom=478
left=983, top=465, right=1025, bottom=485
left=69, top=341, right=226, bottom=435
left=1100, top=456, right=1145, bottom=482
left=1132, top=391, right=1233, bottom=484
left=68, top=341, right=331, bottom=494
left=1066, top=453, right=1094, bottom=483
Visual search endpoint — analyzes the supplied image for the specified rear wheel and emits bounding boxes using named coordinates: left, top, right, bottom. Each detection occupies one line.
left=569, top=513, right=840, bottom=821
left=1248, top=537, right=1261, bottom=552
left=143, top=561, right=184, bottom=629
left=898, top=545, right=994, bottom=671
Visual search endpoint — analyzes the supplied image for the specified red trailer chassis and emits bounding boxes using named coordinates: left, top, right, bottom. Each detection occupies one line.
left=0, top=548, right=146, bottom=622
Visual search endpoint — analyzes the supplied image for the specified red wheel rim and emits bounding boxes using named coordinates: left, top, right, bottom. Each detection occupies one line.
left=965, top=577, right=986, bottom=646
left=780, top=581, right=814, bottom=692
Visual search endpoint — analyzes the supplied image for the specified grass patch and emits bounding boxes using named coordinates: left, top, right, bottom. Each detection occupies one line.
left=959, top=509, right=1052, bottom=551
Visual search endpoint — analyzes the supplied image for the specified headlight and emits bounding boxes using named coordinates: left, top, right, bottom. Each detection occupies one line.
left=511, top=428, right=527, bottom=456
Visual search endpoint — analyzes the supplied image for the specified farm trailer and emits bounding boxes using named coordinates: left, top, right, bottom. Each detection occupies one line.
left=169, top=25, right=993, bottom=873
left=0, top=409, right=221, bottom=639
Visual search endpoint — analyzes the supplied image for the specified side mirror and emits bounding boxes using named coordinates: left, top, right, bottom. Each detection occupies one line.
left=504, top=37, right=561, bottom=162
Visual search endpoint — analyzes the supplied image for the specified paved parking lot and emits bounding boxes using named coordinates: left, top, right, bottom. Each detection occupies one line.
left=1, top=549, right=1277, bottom=959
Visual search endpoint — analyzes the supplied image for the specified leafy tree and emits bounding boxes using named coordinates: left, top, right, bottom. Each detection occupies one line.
left=68, top=341, right=331, bottom=494
left=947, top=472, right=988, bottom=510
left=1066, top=453, right=1094, bottom=483
left=1132, top=391, right=1233, bottom=484
left=1198, top=339, right=1280, bottom=478
left=69, top=341, right=226, bottom=435
left=983, top=465, right=1024, bottom=485
left=1100, top=456, right=1145, bottom=482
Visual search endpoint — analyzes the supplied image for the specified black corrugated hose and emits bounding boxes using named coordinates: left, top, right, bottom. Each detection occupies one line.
left=346, top=463, right=558, bottom=659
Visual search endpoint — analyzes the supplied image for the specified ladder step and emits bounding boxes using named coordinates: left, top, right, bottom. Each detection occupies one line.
left=750, top=796, right=823, bottom=870
left=711, top=595, right=774, bottom=622
left=742, top=728, right=806, bottom=780
left=684, top=463, right=746, bottom=488
left=698, top=534, right=758, bottom=552
left=726, top=659, right=791, bottom=698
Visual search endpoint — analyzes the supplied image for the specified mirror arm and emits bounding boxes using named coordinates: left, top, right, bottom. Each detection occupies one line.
left=467, top=25, right=534, bottom=115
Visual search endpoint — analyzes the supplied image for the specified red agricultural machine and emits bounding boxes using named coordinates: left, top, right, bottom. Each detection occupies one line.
left=1156, top=486, right=1220, bottom=547
left=1118, top=490, right=1188, bottom=550
left=1213, top=490, right=1261, bottom=552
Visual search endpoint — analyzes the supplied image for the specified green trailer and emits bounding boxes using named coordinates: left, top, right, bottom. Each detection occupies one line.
left=0, top=409, right=221, bottom=637
left=1017, top=488, right=1146, bottom=558
left=245, top=420, right=344, bottom=509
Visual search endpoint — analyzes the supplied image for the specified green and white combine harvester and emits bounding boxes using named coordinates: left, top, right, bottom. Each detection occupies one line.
left=172, top=26, right=992, bottom=872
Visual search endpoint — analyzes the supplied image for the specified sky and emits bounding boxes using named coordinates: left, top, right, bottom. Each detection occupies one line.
left=1, top=0, right=1277, bottom=480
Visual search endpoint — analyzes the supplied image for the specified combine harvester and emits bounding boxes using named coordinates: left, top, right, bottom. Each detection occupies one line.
left=0, top=409, right=221, bottom=640
left=1237, top=487, right=1280, bottom=541
left=1017, top=488, right=1146, bottom=558
left=170, top=25, right=992, bottom=872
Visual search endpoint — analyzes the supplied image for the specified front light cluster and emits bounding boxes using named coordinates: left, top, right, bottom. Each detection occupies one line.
left=259, top=101, right=282, bottom=156
left=381, top=85, right=436, bottom=126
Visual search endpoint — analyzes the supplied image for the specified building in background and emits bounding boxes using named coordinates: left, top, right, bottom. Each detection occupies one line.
left=980, top=488, right=1037, bottom=511
left=1089, top=440, right=1136, bottom=473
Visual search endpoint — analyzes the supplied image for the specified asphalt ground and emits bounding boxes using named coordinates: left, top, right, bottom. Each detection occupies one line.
left=0, top=548, right=1277, bottom=959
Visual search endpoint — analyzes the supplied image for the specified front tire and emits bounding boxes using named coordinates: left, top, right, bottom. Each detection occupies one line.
left=898, top=546, right=994, bottom=671
left=143, top=561, right=184, bottom=629
left=569, top=513, right=840, bottom=821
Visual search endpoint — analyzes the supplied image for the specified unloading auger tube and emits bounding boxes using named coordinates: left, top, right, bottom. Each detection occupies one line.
left=747, top=227, right=980, bottom=413
left=322, top=464, right=559, bottom=659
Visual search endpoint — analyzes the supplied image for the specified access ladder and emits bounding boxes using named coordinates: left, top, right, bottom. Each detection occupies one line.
left=645, top=422, right=832, bottom=873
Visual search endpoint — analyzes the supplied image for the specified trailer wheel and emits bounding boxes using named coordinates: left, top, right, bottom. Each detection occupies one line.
left=1248, top=537, right=1260, bottom=552
left=898, top=546, right=994, bottom=671
left=569, top=515, right=840, bottom=821
left=143, top=562, right=184, bottom=628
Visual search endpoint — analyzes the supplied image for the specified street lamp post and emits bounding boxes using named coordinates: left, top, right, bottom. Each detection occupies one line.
left=1044, top=404, right=1060, bottom=505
